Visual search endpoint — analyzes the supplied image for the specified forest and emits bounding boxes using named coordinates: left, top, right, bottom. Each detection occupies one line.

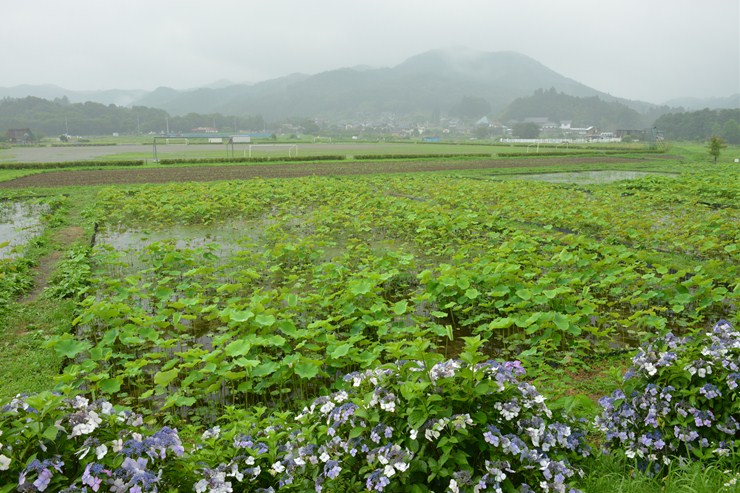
left=1, top=93, right=738, bottom=142
left=653, top=108, right=740, bottom=143
left=0, top=96, right=266, bottom=138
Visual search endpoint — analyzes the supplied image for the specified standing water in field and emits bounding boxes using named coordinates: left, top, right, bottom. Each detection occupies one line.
left=0, top=201, right=47, bottom=259
left=495, top=170, right=678, bottom=184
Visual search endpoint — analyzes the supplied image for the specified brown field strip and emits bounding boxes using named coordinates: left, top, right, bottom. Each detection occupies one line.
left=0, top=156, right=651, bottom=188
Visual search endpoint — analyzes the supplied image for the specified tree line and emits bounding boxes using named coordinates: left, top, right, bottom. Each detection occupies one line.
left=499, top=88, right=659, bottom=130
left=653, top=108, right=740, bottom=144
left=0, top=97, right=266, bottom=138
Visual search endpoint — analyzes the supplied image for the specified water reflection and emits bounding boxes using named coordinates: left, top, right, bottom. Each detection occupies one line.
left=496, top=170, right=677, bottom=184
left=0, top=201, right=47, bottom=259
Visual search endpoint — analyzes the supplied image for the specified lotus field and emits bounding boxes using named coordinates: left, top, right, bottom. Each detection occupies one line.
left=0, top=161, right=738, bottom=492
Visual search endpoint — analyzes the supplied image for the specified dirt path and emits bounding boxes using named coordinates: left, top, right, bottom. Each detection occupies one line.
left=20, top=226, right=86, bottom=303
left=0, top=156, right=652, bottom=188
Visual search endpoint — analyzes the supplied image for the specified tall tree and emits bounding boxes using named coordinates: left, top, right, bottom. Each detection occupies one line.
left=512, top=122, right=540, bottom=139
left=707, top=136, right=726, bottom=164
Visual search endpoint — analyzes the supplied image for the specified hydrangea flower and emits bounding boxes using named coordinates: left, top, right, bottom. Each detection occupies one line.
left=597, top=320, right=740, bottom=468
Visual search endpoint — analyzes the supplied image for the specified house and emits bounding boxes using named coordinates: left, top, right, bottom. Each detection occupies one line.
left=5, top=128, right=35, bottom=144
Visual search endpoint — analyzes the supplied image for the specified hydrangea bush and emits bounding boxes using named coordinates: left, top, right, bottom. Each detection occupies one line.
left=0, top=392, right=186, bottom=492
left=596, top=320, right=740, bottom=469
left=264, top=348, right=591, bottom=493
left=0, top=339, right=591, bottom=492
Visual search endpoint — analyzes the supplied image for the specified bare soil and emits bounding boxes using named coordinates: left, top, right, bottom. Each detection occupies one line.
left=20, top=226, right=86, bottom=303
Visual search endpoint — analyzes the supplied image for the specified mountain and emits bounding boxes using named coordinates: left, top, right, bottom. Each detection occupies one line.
left=129, top=49, right=622, bottom=121
left=2, top=49, right=706, bottom=124
left=0, top=84, right=146, bottom=106
left=662, top=94, right=740, bottom=111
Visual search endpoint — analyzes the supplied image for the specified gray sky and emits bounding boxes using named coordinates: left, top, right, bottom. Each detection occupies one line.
left=3, top=0, right=739, bottom=104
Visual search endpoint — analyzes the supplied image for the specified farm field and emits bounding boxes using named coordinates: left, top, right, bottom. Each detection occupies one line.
left=0, top=139, right=653, bottom=164
left=0, top=148, right=738, bottom=492
left=0, top=155, right=670, bottom=188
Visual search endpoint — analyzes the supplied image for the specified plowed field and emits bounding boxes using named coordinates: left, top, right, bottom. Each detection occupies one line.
left=0, top=156, right=652, bottom=188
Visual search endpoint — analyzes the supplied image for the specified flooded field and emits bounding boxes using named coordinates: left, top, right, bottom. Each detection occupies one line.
left=0, top=201, right=47, bottom=259
left=495, top=170, right=678, bottom=184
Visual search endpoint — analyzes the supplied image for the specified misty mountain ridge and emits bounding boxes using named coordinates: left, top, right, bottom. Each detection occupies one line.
left=1, top=49, right=737, bottom=123
left=662, top=94, right=740, bottom=111
left=129, top=49, right=644, bottom=121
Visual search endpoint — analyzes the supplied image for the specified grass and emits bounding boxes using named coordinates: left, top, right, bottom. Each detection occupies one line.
left=0, top=188, right=95, bottom=402
left=580, top=454, right=740, bottom=492
left=0, top=169, right=50, bottom=182
left=0, top=299, right=74, bottom=398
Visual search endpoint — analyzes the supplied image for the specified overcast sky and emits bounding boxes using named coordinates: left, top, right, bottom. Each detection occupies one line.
left=3, top=0, right=738, bottom=104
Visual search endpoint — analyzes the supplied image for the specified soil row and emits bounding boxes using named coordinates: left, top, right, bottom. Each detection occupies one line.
left=0, top=156, right=650, bottom=189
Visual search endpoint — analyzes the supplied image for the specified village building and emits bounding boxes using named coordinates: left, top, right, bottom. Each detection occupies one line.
left=5, top=128, right=36, bottom=144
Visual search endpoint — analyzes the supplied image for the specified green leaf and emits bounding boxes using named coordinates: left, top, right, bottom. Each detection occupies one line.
left=489, top=286, right=509, bottom=297
left=101, top=328, right=119, bottom=345
left=99, top=378, right=122, bottom=393
left=255, top=314, right=276, bottom=327
left=230, top=310, right=254, bottom=323
left=543, top=288, right=560, bottom=299
left=515, top=312, right=541, bottom=328
left=252, top=360, right=279, bottom=377
left=284, top=293, right=299, bottom=306
left=330, top=343, right=352, bottom=359
left=153, top=368, right=179, bottom=387
left=350, top=280, right=373, bottom=296
left=264, top=334, right=286, bottom=347
left=465, top=288, right=480, bottom=299
left=294, top=361, right=321, bottom=379
left=174, top=395, right=197, bottom=407
left=277, top=319, right=300, bottom=337
left=42, top=425, right=59, bottom=441
left=489, top=317, right=513, bottom=329
left=392, top=300, right=408, bottom=315
left=553, top=313, right=569, bottom=331
left=515, top=288, right=532, bottom=300
left=225, top=339, right=251, bottom=357
left=53, top=338, right=91, bottom=359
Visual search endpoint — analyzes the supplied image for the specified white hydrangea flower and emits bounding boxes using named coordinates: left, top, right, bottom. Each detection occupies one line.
left=425, top=428, right=440, bottom=441
left=449, top=478, right=460, bottom=493
left=201, top=426, right=221, bottom=440
left=71, top=411, right=102, bottom=437
left=380, top=400, right=395, bottom=413
left=194, top=479, right=208, bottom=493
left=96, top=444, right=108, bottom=460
